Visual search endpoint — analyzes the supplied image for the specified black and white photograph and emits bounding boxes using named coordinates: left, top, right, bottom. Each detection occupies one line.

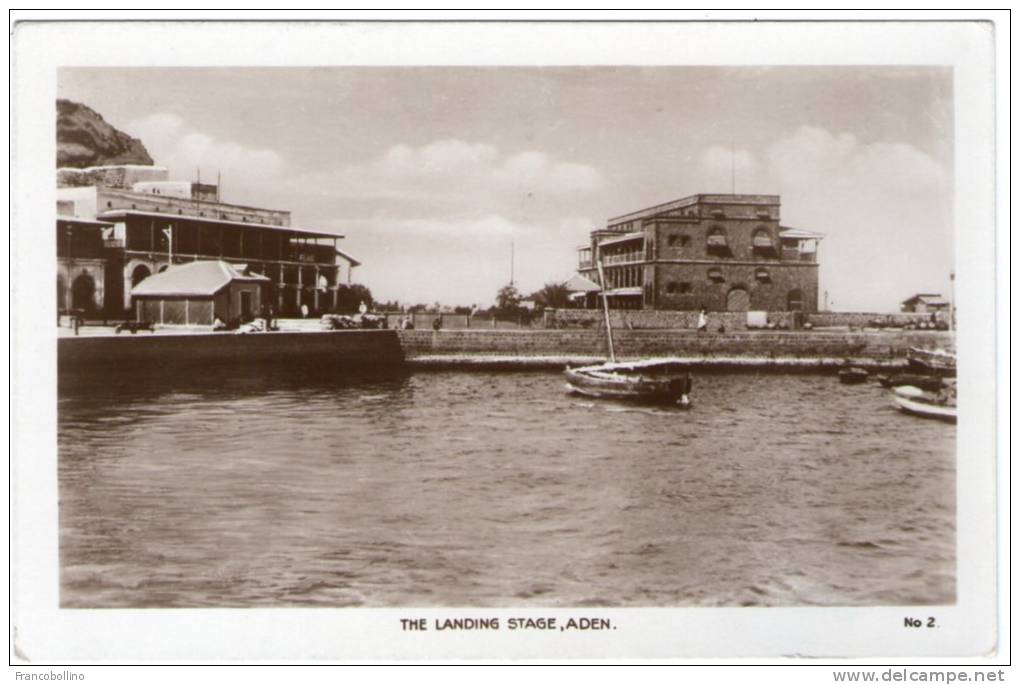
left=11, top=18, right=1002, bottom=664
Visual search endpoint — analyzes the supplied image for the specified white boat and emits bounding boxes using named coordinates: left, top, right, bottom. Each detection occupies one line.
left=893, top=385, right=957, bottom=422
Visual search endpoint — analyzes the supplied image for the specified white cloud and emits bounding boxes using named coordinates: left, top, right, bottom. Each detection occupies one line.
left=289, top=138, right=603, bottom=206
left=762, top=126, right=952, bottom=312
left=495, top=151, right=603, bottom=194
left=766, top=126, right=947, bottom=198
left=331, top=214, right=596, bottom=307
left=693, top=128, right=952, bottom=311
left=379, top=140, right=498, bottom=177
left=700, top=145, right=759, bottom=191
left=125, top=113, right=285, bottom=204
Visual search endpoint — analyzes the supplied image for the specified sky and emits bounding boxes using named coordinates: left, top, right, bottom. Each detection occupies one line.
left=58, top=66, right=955, bottom=312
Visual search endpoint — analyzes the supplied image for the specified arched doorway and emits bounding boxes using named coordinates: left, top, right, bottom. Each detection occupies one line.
left=787, top=289, right=805, bottom=311
left=726, top=287, right=750, bottom=312
left=131, top=264, right=152, bottom=288
left=71, top=273, right=96, bottom=313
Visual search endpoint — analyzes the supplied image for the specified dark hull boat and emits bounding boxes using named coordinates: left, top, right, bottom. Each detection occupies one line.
left=565, top=360, right=692, bottom=406
left=838, top=366, right=869, bottom=384
left=876, top=373, right=945, bottom=392
left=906, top=347, right=956, bottom=377
left=563, top=259, right=692, bottom=408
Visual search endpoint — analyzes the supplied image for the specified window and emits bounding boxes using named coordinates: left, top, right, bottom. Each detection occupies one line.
left=679, top=282, right=692, bottom=293
left=706, top=226, right=731, bottom=256
left=666, top=281, right=678, bottom=294
left=752, top=227, right=773, bottom=249
left=755, top=268, right=771, bottom=283
left=707, top=266, right=725, bottom=282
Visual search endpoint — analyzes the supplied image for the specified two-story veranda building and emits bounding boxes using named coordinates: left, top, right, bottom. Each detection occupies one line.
left=57, top=170, right=360, bottom=318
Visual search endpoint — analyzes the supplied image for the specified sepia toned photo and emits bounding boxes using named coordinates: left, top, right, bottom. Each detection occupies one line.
left=13, top=20, right=999, bottom=661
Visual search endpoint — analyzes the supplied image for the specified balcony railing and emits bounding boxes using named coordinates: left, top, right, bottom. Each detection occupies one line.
left=782, top=248, right=816, bottom=263
left=601, top=252, right=643, bottom=265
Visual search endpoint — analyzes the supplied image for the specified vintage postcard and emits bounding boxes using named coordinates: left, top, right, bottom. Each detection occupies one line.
left=10, top=19, right=1002, bottom=663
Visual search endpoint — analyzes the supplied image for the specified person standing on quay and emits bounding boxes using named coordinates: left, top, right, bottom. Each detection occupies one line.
left=697, top=307, right=708, bottom=333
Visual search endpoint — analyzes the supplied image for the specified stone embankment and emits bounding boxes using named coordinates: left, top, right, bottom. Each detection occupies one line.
left=399, top=329, right=953, bottom=371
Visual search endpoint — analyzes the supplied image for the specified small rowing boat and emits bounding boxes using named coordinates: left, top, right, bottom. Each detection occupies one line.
left=907, top=347, right=956, bottom=377
left=892, top=384, right=957, bottom=423
left=875, top=373, right=945, bottom=392
left=837, top=366, right=869, bottom=384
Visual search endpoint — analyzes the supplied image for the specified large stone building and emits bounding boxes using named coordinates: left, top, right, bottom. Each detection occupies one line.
left=576, top=193, right=823, bottom=313
left=57, top=165, right=360, bottom=319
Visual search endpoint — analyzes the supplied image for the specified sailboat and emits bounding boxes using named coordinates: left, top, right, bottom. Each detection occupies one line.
left=564, top=260, right=692, bottom=407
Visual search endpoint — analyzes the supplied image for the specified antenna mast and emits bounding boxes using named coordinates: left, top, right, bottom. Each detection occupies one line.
left=731, top=140, right=736, bottom=194
left=510, top=239, right=515, bottom=286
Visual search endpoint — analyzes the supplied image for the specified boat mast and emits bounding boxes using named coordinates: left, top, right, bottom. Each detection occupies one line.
left=596, top=259, right=616, bottom=363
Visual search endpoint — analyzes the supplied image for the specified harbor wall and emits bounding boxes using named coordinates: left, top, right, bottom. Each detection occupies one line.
left=58, top=329, right=405, bottom=371
left=398, top=329, right=953, bottom=363
left=542, top=308, right=946, bottom=331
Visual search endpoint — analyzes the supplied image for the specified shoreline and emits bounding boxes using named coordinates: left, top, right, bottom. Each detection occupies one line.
left=404, top=353, right=913, bottom=372
left=56, top=325, right=950, bottom=374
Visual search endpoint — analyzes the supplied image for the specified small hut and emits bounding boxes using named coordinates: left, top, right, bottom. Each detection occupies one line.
left=900, top=293, right=949, bottom=314
left=563, top=273, right=602, bottom=309
left=131, top=260, right=269, bottom=325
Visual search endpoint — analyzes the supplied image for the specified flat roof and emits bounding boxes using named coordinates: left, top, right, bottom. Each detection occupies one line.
left=57, top=215, right=114, bottom=228
left=778, top=226, right=825, bottom=240
left=609, top=193, right=781, bottom=226
left=98, top=209, right=344, bottom=240
left=597, top=231, right=644, bottom=247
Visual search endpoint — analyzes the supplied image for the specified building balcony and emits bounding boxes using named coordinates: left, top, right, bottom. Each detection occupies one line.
left=601, top=252, right=644, bottom=266
left=781, top=248, right=817, bottom=263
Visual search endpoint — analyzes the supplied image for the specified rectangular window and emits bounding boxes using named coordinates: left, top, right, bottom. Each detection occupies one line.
left=679, top=282, right=692, bottom=294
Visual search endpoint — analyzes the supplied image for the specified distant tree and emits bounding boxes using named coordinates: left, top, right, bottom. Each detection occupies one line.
left=495, top=283, right=522, bottom=315
left=531, top=282, right=571, bottom=310
left=408, top=303, right=428, bottom=313
left=453, top=306, right=472, bottom=315
left=334, top=283, right=374, bottom=313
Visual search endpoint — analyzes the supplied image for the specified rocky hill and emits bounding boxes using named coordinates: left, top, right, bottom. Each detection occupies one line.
left=57, top=99, right=153, bottom=168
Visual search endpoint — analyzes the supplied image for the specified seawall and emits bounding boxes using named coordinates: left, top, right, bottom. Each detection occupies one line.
left=398, top=329, right=953, bottom=371
left=58, top=329, right=405, bottom=371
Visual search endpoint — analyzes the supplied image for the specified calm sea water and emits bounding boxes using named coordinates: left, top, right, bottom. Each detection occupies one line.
left=58, top=366, right=955, bottom=608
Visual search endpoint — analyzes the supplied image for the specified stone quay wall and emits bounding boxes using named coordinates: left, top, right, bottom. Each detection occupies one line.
left=58, top=329, right=405, bottom=371
left=543, top=308, right=945, bottom=331
left=397, top=329, right=952, bottom=366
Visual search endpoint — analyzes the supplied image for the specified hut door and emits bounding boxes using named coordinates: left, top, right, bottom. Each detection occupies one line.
left=726, top=287, right=750, bottom=312
left=241, top=291, right=253, bottom=322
